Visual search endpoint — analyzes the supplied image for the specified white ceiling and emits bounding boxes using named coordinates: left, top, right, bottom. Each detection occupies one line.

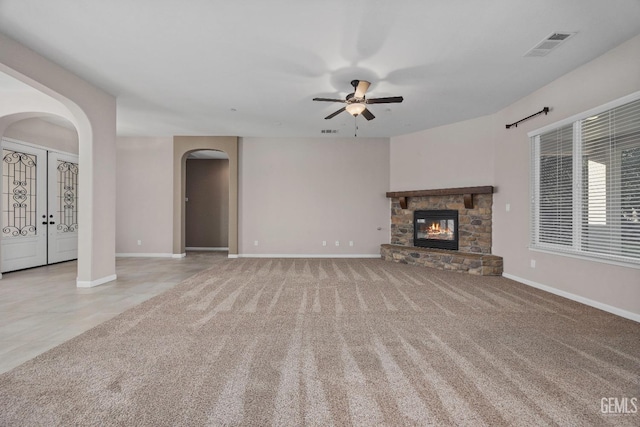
left=1, top=0, right=639, bottom=138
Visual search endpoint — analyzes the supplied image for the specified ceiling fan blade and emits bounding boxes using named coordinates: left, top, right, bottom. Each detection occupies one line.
left=313, top=97, right=346, bottom=103
left=361, top=108, right=375, bottom=121
left=366, top=96, right=404, bottom=104
left=354, top=80, right=371, bottom=99
left=324, top=107, right=346, bottom=119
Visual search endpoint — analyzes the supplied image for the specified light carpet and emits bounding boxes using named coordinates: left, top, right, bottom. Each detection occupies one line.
left=1, top=258, right=638, bottom=426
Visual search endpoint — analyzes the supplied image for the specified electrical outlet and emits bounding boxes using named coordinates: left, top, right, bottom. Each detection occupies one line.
left=254, top=240, right=259, bottom=246
left=349, top=241, right=354, bottom=247
left=506, top=203, right=511, bottom=212
left=137, top=240, right=142, bottom=246
left=530, top=259, right=536, bottom=268
left=322, top=241, right=326, bottom=246
left=335, top=241, right=340, bottom=246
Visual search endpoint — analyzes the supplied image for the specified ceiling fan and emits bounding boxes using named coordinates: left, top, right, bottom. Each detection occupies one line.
left=313, top=80, right=403, bottom=120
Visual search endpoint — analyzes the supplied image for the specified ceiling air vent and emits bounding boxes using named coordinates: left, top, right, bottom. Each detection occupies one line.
left=524, top=32, right=576, bottom=57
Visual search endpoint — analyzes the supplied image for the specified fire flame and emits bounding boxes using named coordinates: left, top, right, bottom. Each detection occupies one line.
left=427, top=222, right=453, bottom=238
left=428, top=223, right=449, bottom=233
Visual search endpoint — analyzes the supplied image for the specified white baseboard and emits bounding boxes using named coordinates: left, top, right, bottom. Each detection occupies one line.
left=172, top=253, right=186, bottom=258
left=228, top=254, right=239, bottom=259
left=237, top=254, right=381, bottom=259
left=503, top=273, right=640, bottom=323
left=186, top=247, right=229, bottom=252
left=116, top=253, right=174, bottom=258
left=77, top=274, right=117, bottom=288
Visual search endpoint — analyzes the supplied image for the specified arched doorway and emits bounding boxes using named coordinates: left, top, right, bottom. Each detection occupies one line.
left=172, top=136, right=238, bottom=257
left=0, top=73, right=83, bottom=275
left=1, top=33, right=117, bottom=287
left=1, top=115, right=79, bottom=272
left=185, top=150, right=230, bottom=252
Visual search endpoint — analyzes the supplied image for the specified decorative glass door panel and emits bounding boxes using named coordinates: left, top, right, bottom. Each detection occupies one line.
left=2, top=150, right=37, bottom=237
left=56, top=161, right=79, bottom=232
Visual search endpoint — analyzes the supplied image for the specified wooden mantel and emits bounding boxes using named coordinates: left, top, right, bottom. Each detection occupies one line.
left=386, top=186, right=494, bottom=209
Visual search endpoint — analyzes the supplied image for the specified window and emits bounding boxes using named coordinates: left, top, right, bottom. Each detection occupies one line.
left=530, top=95, right=640, bottom=266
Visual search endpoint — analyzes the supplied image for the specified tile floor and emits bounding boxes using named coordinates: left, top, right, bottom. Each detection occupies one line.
left=0, top=251, right=221, bottom=374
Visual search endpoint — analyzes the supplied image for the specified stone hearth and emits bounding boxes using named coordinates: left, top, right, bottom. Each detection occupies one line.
left=380, top=244, right=503, bottom=276
left=382, top=187, right=503, bottom=276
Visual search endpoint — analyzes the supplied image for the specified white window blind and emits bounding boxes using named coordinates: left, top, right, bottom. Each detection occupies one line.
left=530, top=96, right=640, bottom=266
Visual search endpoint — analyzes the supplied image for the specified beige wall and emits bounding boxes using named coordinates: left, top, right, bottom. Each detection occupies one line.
left=117, top=136, right=388, bottom=257
left=239, top=137, right=390, bottom=256
left=390, top=34, right=640, bottom=318
left=4, top=118, right=78, bottom=154
left=116, top=137, right=174, bottom=255
left=391, top=115, right=495, bottom=191
left=185, top=159, right=229, bottom=248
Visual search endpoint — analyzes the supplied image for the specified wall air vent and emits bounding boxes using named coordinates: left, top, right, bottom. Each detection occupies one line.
left=524, top=32, right=576, bottom=57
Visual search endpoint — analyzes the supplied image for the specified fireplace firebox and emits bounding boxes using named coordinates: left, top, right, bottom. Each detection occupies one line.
left=413, top=210, right=459, bottom=250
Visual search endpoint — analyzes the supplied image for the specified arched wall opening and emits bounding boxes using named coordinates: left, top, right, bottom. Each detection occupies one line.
left=0, top=96, right=85, bottom=277
left=1, top=33, right=117, bottom=287
left=173, top=136, right=238, bottom=257
left=3, top=114, right=78, bottom=154
left=1, top=113, right=80, bottom=273
left=185, top=150, right=230, bottom=251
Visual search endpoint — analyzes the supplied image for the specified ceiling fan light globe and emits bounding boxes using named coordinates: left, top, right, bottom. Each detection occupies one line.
left=346, top=103, right=366, bottom=116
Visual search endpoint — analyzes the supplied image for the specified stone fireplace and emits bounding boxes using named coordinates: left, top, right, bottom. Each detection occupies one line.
left=381, top=186, right=503, bottom=275
left=392, top=190, right=492, bottom=253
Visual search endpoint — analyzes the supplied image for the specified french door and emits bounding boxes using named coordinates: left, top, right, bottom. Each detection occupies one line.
left=1, top=139, right=79, bottom=273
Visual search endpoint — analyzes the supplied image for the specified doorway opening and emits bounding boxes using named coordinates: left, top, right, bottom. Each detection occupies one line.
left=185, top=150, right=229, bottom=253
left=1, top=138, right=79, bottom=272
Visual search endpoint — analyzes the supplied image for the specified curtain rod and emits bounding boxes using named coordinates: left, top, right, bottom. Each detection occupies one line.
left=506, top=107, right=549, bottom=129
